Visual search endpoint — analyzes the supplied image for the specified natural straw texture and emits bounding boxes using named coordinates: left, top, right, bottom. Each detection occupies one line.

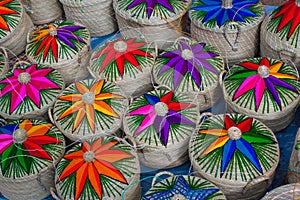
left=59, top=0, right=118, bottom=37
left=20, top=0, right=63, bottom=25
left=288, top=128, right=300, bottom=184
left=0, top=7, right=33, bottom=58
left=260, top=0, right=287, bottom=6
left=262, top=183, right=300, bottom=199
left=190, top=1, right=264, bottom=67
left=0, top=47, right=9, bottom=77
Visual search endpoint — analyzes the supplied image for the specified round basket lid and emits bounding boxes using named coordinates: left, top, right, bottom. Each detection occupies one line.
left=0, top=119, right=65, bottom=179
left=55, top=135, right=139, bottom=200
left=0, top=0, right=22, bottom=41
left=89, top=37, right=154, bottom=82
left=262, top=183, right=300, bottom=199
left=189, top=113, right=279, bottom=183
left=154, top=39, right=224, bottom=92
left=189, top=0, right=264, bottom=31
left=114, top=0, right=191, bottom=25
left=0, top=63, right=65, bottom=118
left=143, top=174, right=226, bottom=199
left=52, top=79, right=127, bottom=141
left=124, top=89, right=198, bottom=147
left=26, top=20, right=90, bottom=65
left=223, top=57, right=300, bottom=114
left=265, top=0, right=300, bottom=48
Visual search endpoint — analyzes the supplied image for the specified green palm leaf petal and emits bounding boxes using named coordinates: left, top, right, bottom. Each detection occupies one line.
left=16, top=147, right=31, bottom=173
left=227, top=71, right=257, bottom=79
left=1, top=144, right=16, bottom=174
left=242, top=132, right=276, bottom=144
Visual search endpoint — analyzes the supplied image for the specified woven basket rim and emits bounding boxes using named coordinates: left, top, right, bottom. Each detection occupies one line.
left=59, top=0, right=109, bottom=7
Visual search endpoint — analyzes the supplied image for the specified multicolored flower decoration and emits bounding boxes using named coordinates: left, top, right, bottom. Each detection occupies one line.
left=27, top=21, right=88, bottom=63
left=91, top=38, right=153, bottom=79
left=0, top=64, right=60, bottom=114
left=143, top=176, right=222, bottom=200
left=0, top=0, right=21, bottom=39
left=228, top=57, right=298, bottom=111
left=0, top=119, right=63, bottom=177
left=127, top=91, right=196, bottom=146
left=0, top=0, right=19, bottom=31
left=157, top=42, right=219, bottom=89
left=191, top=0, right=259, bottom=27
left=199, top=115, right=275, bottom=176
left=57, top=137, right=133, bottom=200
left=57, top=79, right=124, bottom=132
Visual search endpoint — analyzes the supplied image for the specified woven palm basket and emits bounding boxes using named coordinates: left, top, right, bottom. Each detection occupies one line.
left=89, top=37, right=155, bottom=98
left=288, top=128, right=300, bottom=183
left=51, top=78, right=128, bottom=142
left=190, top=0, right=265, bottom=67
left=189, top=113, right=280, bottom=200
left=262, top=183, right=300, bottom=199
left=113, top=0, right=191, bottom=50
left=0, top=47, right=9, bottom=78
left=222, top=57, right=300, bottom=132
left=260, top=0, right=300, bottom=69
left=0, top=0, right=33, bottom=58
left=20, top=0, right=63, bottom=25
left=123, top=89, right=199, bottom=169
left=0, top=119, right=65, bottom=200
left=59, top=0, right=118, bottom=37
left=55, top=135, right=141, bottom=200
left=0, top=63, right=65, bottom=120
left=26, top=20, right=91, bottom=84
left=261, top=0, right=288, bottom=5
left=143, top=171, right=227, bottom=199
left=153, top=37, right=224, bottom=111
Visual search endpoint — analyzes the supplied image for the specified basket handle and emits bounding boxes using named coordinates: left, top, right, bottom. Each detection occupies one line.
left=151, top=171, right=175, bottom=187
left=199, top=112, right=213, bottom=123
left=123, top=135, right=137, bottom=150
left=242, top=175, right=270, bottom=194
left=0, top=118, right=6, bottom=127
left=219, top=70, right=227, bottom=87
left=224, top=22, right=240, bottom=51
left=48, top=107, right=55, bottom=125
left=50, top=187, right=61, bottom=200
left=174, top=36, right=192, bottom=46
left=279, top=50, right=299, bottom=79
left=12, top=60, right=32, bottom=69
left=0, top=47, right=9, bottom=74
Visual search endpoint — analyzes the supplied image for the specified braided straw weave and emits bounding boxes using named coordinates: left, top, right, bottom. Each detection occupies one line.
left=288, top=128, right=300, bottom=184
left=59, top=0, right=118, bottom=37
left=113, top=0, right=191, bottom=50
left=0, top=47, right=9, bottom=77
left=262, top=183, right=300, bottom=199
left=0, top=4, right=33, bottom=58
left=20, top=0, right=63, bottom=25
left=260, top=0, right=288, bottom=6
left=189, top=113, right=280, bottom=200
left=190, top=0, right=264, bottom=67
left=260, top=1, right=300, bottom=70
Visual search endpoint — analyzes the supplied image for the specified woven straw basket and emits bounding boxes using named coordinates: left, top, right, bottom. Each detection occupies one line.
left=50, top=78, right=128, bottom=142
left=0, top=0, right=33, bottom=58
left=261, top=0, right=288, bottom=6
left=0, top=119, right=65, bottom=200
left=89, top=37, right=155, bottom=98
left=20, top=0, right=63, bottom=25
left=153, top=36, right=225, bottom=111
left=190, top=0, right=265, bottom=67
left=59, top=0, right=118, bottom=37
left=222, top=57, right=300, bottom=132
left=143, top=171, right=227, bottom=199
left=26, top=20, right=91, bottom=84
left=0, top=62, right=65, bottom=120
left=124, top=88, right=199, bottom=169
left=260, top=0, right=300, bottom=70
left=288, top=128, right=300, bottom=184
left=113, top=0, right=191, bottom=50
left=262, top=183, right=300, bottom=199
left=0, top=47, right=9, bottom=78
left=55, top=135, right=141, bottom=200
left=189, top=113, right=280, bottom=200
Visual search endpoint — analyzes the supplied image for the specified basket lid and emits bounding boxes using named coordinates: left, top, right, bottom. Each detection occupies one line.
left=26, top=20, right=90, bottom=65
left=0, top=119, right=65, bottom=179
left=89, top=37, right=154, bottom=82
left=0, top=0, right=22, bottom=41
left=124, top=89, right=198, bottom=147
left=143, top=174, right=226, bottom=199
left=189, top=113, right=279, bottom=183
left=262, top=183, right=300, bottom=199
left=52, top=78, right=127, bottom=141
left=154, top=39, right=224, bottom=92
left=223, top=57, right=300, bottom=114
left=114, top=0, right=191, bottom=25
left=55, top=135, right=139, bottom=200
left=266, top=0, right=300, bottom=48
left=0, top=63, right=65, bottom=118
left=190, top=0, right=264, bottom=31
